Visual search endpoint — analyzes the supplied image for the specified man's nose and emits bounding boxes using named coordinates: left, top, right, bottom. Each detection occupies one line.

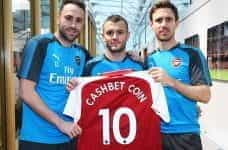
left=71, top=22, right=76, bottom=28
left=161, top=20, right=168, bottom=26
left=112, top=32, right=118, bottom=39
left=70, top=20, right=78, bottom=28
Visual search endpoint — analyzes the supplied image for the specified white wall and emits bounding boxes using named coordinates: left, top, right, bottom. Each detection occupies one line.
left=176, top=0, right=228, bottom=55
left=200, top=82, right=228, bottom=149
left=176, top=0, right=228, bottom=149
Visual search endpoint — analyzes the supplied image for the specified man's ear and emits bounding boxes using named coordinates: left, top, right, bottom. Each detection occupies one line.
left=150, top=21, right=156, bottom=31
left=101, top=33, right=106, bottom=42
left=56, top=14, right=60, bottom=25
left=150, top=21, right=153, bottom=27
left=127, top=32, right=130, bottom=40
left=175, top=20, right=179, bottom=28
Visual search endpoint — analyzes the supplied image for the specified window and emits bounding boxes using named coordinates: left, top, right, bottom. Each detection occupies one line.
left=185, top=34, right=199, bottom=48
left=12, top=0, right=31, bottom=139
left=41, top=0, right=50, bottom=33
left=13, top=0, right=30, bottom=73
left=207, top=21, right=228, bottom=81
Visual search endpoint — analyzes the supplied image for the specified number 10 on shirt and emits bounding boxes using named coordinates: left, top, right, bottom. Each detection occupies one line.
left=99, top=107, right=137, bottom=145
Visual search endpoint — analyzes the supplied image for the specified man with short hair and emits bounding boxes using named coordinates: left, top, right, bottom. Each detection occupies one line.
left=18, top=1, right=90, bottom=149
left=147, top=1, right=212, bottom=150
left=66, top=15, right=169, bottom=150
left=83, top=14, right=145, bottom=76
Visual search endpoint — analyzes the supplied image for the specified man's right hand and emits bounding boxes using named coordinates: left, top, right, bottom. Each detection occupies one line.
left=58, top=120, right=82, bottom=138
left=148, top=67, right=175, bottom=87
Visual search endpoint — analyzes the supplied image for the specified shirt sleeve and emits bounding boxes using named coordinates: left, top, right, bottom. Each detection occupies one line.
left=63, top=80, right=83, bottom=123
left=64, top=77, right=101, bottom=122
left=129, top=71, right=170, bottom=122
left=189, top=48, right=212, bottom=86
left=17, top=37, right=50, bottom=82
left=150, top=79, right=170, bottom=123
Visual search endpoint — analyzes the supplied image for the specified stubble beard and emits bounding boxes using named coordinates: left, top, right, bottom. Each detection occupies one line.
left=106, top=44, right=126, bottom=53
left=157, top=34, right=174, bottom=42
left=59, top=27, right=78, bottom=43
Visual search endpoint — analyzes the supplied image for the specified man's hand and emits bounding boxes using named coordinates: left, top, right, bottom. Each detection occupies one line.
left=58, top=120, right=82, bottom=138
left=66, top=78, right=78, bottom=91
left=148, top=67, right=175, bottom=87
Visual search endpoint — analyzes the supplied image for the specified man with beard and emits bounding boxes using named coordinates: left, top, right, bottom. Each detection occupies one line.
left=83, top=15, right=145, bottom=76
left=147, top=1, right=212, bottom=150
left=17, top=1, right=90, bottom=150
left=66, top=15, right=170, bottom=150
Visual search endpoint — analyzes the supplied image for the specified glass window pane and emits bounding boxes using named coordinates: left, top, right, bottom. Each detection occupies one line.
left=12, top=0, right=30, bottom=79
left=185, top=34, right=199, bottom=48
left=207, top=22, right=228, bottom=81
left=41, top=0, right=50, bottom=33
left=12, top=0, right=31, bottom=140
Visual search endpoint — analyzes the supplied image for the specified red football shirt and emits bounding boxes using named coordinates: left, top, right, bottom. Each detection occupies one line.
left=64, top=71, right=169, bottom=150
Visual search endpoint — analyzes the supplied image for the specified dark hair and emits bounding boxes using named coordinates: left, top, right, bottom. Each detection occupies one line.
left=149, top=1, right=179, bottom=21
left=60, top=0, right=85, bottom=13
left=103, top=15, right=129, bottom=32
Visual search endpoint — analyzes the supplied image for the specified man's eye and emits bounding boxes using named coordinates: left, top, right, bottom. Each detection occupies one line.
left=117, top=31, right=124, bottom=34
left=65, top=16, right=73, bottom=21
left=166, top=17, right=173, bottom=22
left=155, top=18, right=162, bottom=23
left=75, top=18, right=83, bottom=23
left=106, top=31, right=113, bottom=35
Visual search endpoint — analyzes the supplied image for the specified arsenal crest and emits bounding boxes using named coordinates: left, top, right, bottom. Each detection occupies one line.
left=172, top=58, right=182, bottom=67
left=75, top=56, right=81, bottom=65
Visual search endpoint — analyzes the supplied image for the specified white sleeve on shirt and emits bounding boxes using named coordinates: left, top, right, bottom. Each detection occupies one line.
left=63, top=79, right=83, bottom=123
left=127, top=71, right=170, bottom=123
left=63, top=76, right=103, bottom=122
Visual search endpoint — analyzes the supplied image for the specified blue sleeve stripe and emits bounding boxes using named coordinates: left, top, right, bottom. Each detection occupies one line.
left=187, top=48, right=212, bottom=85
left=18, top=39, right=39, bottom=80
left=198, top=50, right=212, bottom=85
left=18, top=38, right=51, bottom=82
left=27, top=39, right=51, bottom=82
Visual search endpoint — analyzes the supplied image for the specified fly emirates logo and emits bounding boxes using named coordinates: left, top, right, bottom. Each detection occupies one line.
left=86, top=81, right=147, bottom=106
left=49, top=66, right=74, bottom=85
